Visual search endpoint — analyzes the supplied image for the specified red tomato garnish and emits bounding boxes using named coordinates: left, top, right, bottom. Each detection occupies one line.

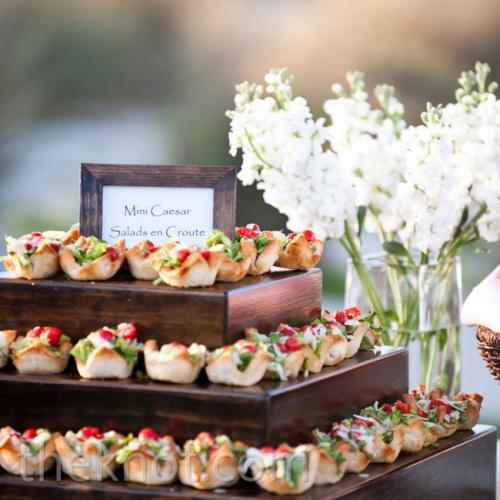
left=117, top=323, right=136, bottom=341
left=21, top=428, right=38, bottom=440
left=25, top=242, right=33, bottom=251
left=97, top=327, right=115, bottom=341
left=27, top=326, right=43, bottom=338
left=42, top=326, right=63, bottom=347
left=106, top=246, right=120, bottom=261
left=260, top=446, right=275, bottom=454
left=49, top=242, right=61, bottom=252
left=196, top=432, right=214, bottom=447
left=345, top=307, right=362, bottom=319
left=395, top=401, right=411, bottom=413
left=147, top=246, right=159, bottom=254
left=236, top=224, right=260, bottom=239
left=429, top=399, right=452, bottom=413
left=284, top=337, right=302, bottom=352
left=31, top=232, right=42, bottom=238
left=303, top=229, right=316, bottom=242
left=276, top=444, right=293, bottom=454
left=138, top=427, right=160, bottom=441
left=287, top=232, right=297, bottom=240
left=417, top=408, right=428, bottom=418
left=382, top=403, right=393, bottom=413
left=243, top=343, right=257, bottom=353
left=176, top=249, right=190, bottom=263
left=277, top=324, right=296, bottom=337
left=334, top=310, right=348, bottom=324
left=200, top=249, right=210, bottom=260
left=246, top=223, right=261, bottom=233
left=77, top=427, right=102, bottom=440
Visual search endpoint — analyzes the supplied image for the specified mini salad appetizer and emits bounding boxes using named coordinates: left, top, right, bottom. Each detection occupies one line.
left=206, top=230, right=256, bottom=282
left=125, top=240, right=160, bottom=280
left=0, top=329, right=16, bottom=369
left=244, top=443, right=319, bottom=495
left=54, top=426, right=122, bottom=481
left=206, top=339, right=272, bottom=386
left=402, top=385, right=480, bottom=441
left=60, top=235, right=125, bottom=281
left=10, top=326, right=72, bottom=375
left=235, top=224, right=280, bottom=275
left=313, top=432, right=350, bottom=485
left=179, top=432, right=246, bottom=490
left=321, top=307, right=379, bottom=358
left=346, top=415, right=403, bottom=464
left=1, top=226, right=79, bottom=280
left=362, top=400, right=426, bottom=453
left=273, top=230, right=324, bottom=271
left=246, top=327, right=306, bottom=381
left=320, top=422, right=371, bottom=473
left=71, top=323, right=142, bottom=379
left=117, top=428, right=180, bottom=485
left=0, top=426, right=55, bottom=477
left=144, top=340, right=206, bottom=384
left=305, top=320, right=348, bottom=367
left=150, top=242, right=223, bottom=288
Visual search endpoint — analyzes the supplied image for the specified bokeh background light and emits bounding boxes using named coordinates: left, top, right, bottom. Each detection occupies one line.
left=0, top=0, right=498, bottom=438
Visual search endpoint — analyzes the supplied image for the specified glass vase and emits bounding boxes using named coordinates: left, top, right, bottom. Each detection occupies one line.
left=345, top=254, right=462, bottom=394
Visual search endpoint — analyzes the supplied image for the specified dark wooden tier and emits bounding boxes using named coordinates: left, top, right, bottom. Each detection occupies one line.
left=0, top=269, right=321, bottom=348
left=0, top=426, right=495, bottom=499
left=0, top=348, right=407, bottom=446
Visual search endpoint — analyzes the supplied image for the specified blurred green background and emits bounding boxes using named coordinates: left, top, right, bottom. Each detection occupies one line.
left=0, top=0, right=498, bottom=430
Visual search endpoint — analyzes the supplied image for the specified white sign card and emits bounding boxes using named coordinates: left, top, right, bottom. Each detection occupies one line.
left=101, top=185, right=214, bottom=247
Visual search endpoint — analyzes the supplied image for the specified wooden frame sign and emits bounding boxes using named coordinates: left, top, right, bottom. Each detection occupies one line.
left=80, top=164, right=236, bottom=247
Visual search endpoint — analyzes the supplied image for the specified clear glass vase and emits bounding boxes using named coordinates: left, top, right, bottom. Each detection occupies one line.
left=345, top=254, right=462, bottom=394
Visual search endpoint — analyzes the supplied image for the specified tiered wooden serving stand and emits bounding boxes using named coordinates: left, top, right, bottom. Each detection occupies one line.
left=0, top=268, right=496, bottom=499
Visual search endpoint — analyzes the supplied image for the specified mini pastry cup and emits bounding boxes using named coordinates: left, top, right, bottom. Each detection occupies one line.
left=370, top=427, right=404, bottom=463
left=3, top=241, right=60, bottom=280
left=206, top=343, right=272, bottom=386
left=247, top=232, right=280, bottom=276
left=315, top=441, right=350, bottom=485
left=276, top=234, right=325, bottom=271
left=151, top=248, right=223, bottom=288
left=0, top=330, right=16, bottom=369
left=0, top=427, right=56, bottom=477
left=144, top=339, right=206, bottom=384
left=126, top=240, right=159, bottom=280
left=11, top=338, right=72, bottom=375
left=60, top=239, right=126, bottom=281
left=251, top=445, right=319, bottom=495
left=54, top=432, right=122, bottom=481
left=398, top=419, right=425, bottom=453
left=123, top=439, right=179, bottom=485
left=214, top=239, right=256, bottom=282
left=343, top=445, right=371, bottom=473
left=75, top=345, right=136, bottom=379
left=323, top=333, right=348, bottom=367
left=179, top=442, right=240, bottom=490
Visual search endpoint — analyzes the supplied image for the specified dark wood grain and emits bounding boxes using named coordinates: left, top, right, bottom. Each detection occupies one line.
left=0, top=269, right=321, bottom=348
left=79, top=163, right=237, bottom=239
left=0, top=426, right=494, bottom=499
left=0, top=348, right=406, bottom=447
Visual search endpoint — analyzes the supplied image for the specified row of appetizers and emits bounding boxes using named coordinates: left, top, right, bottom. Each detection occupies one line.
left=0, top=308, right=379, bottom=385
left=0, top=386, right=482, bottom=494
left=1, top=224, right=324, bottom=287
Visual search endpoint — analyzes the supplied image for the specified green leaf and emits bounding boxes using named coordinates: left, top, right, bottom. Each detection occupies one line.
left=357, top=206, right=367, bottom=238
left=70, top=339, right=95, bottom=364
left=112, top=337, right=139, bottom=365
left=206, top=230, right=231, bottom=247
left=253, top=233, right=271, bottom=254
left=437, top=329, right=448, bottom=351
left=72, top=236, right=107, bottom=265
left=383, top=241, right=410, bottom=258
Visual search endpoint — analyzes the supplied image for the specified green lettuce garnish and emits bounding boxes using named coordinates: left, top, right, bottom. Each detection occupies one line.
left=70, top=339, right=95, bottom=363
left=206, top=230, right=232, bottom=247
left=72, top=236, right=107, bottom=265
left=252, top=233, right=271, bottom=254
